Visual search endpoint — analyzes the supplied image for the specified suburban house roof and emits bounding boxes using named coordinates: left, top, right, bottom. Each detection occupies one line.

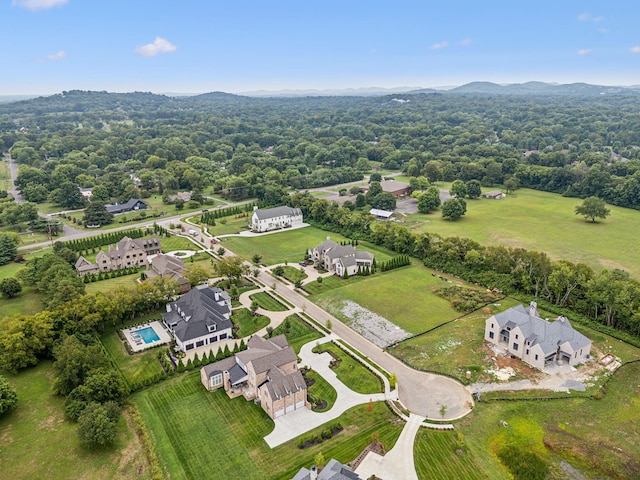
left=369, top=208, right=394, bottom=218
left=484, top=190, right=505, bottom=198
left=261, top=366, right=305, bottom=400
left=492, top=304, right=591, bottom=353
left=106, top=198, right=148, bottom=214
left=291, top=459, right=362, bottom=480
left=101, top=236, right=159, bottom=261
left=163, top=285, right=232, bottom=343
left=151, top=253, right=186, bottom=274
left=201, top=356, right=236, bottom=378
left=236, top=335, right=298, bottom=375
left=253, top=206, right=302, bottom=220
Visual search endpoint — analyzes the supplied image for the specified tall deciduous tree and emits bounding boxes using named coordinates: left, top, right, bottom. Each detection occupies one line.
left=0, top=233, right=18, bottom=266
left=575, top=196, right=610, bottom=223
left=442, top=198, right=467, bottom=221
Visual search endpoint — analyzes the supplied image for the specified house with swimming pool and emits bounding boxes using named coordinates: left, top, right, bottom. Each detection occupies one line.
left=163, top=285, right=233, bottom=352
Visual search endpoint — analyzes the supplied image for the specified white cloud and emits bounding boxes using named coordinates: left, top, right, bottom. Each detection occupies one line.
left=459, top=38, right=472, bottom=47
left=12, top=0, right=67, bottom=11
left=577, top=49, right=593, bottom=56
left=46, top=50, right=66, bottom=61
left=598, top=28, right=608, bottom=34
left=431, top=41, right=449, bottom=50
left=631, top=46, right=640, bottom=54
left=577, top=12, right=590, bottom=21
left=135, top=37, right=177, bottom=57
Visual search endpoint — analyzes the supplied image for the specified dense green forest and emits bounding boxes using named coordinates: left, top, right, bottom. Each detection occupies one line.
left=2, top=90, right=640, bottom=210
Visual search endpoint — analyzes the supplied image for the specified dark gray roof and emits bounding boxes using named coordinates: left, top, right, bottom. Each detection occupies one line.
left=253, top=206, right=302, bottom=220
left=492, top=304, right=591, bottom=354
left=163, top=285, right=232, bottom=343
left=291, top=459, right=361, bottom=480
left=228, top=362, right=248, bottom=386
left=201, top=356, right=236, bottom=378
left=106, top=198, right=148, bottom=213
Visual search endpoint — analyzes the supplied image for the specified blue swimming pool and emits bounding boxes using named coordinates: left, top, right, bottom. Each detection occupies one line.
left=136, top=326, right=160, bottom=344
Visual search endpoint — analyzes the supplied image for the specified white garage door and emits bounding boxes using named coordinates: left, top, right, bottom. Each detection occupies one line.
left=274, top=408, right=285, bottom=418
left=285, top=404, right=295, bottom=414
left=295, top=400, right=305, bottom=410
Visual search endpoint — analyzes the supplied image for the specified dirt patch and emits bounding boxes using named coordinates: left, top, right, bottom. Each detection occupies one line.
left=38, top=414, right=63, bottom=431
left=0, top=423, right=13, bottom=446
left=117, top=409, right=149, bottom=478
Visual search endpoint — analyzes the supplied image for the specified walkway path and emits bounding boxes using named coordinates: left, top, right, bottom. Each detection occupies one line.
left=264, top=336, right=397, bottom=448
left=355, top=413, right=425, bottom=480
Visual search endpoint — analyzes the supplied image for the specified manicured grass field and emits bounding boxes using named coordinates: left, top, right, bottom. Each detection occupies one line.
left=0, top=361, right=148, bottom=480
left=85, top=272, right=140, bottom=293
left=159, top=235, right=199, bottom=252
left=414, top=430, right=489, bottom=480
left=404, top=187, right=640, bottom=278
left=100, top=327, right=166, bottom=388
left=459, top=361, right=640, bottom=480
left=221, top=226, right=352, bottom=265
left=232, top=308, right=270, bottom=337
left=270, top=314, right=323, bottom=353
left=314, top=265, right=464, bottom=335
left=312, top=342, right=383, bottom=394
left=249, top=291, right=289, bottom=311
left=278, top=265, right=308, bottom=283
left=306, top=369, right=337, bottom=412
left=206, top=214, right=253, bottom=236
left=133, top=371, right=403, bottom=480
left=303, top=274, right=365, bottom=295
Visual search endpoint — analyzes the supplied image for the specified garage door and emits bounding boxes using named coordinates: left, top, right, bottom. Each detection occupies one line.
left=295, top=400, right=305, bottom=410
left=285, top=404, right=295, bottom=414
left=274, top=408, right=285, bottom=418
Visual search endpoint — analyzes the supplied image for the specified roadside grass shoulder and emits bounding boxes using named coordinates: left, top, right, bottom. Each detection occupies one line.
left=277, top=265, right=308, bottom=284
left=0, top=361, right=148, bottom=480
left=132, top=372, right=403, bottom=480
left=311, top=342, right=382, bottom=394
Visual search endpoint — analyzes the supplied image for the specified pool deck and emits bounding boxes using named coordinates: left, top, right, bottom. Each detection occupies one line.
left=123, top=320, right=172, bottom=352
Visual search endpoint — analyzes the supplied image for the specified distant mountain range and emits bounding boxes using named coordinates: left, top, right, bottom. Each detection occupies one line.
left=3, top=82, right=640, bottom=104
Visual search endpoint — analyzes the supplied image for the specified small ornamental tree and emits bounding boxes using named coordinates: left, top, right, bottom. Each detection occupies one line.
left=0, top=277, right=22, bottom=298
left=0, top=375, right=18, bottom=416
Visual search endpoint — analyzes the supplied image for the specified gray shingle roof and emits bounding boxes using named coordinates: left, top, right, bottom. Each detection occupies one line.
left=106, top=198, right=148, bottom=213
left=253, top=206, right=302, bottom=221
left=262, top=367, right=305, bottom=400
left=163, top=285, right=232, bottom=343
left=291, top=459, right=362, bottom=480
left=492, top=304, right=591, bottom=354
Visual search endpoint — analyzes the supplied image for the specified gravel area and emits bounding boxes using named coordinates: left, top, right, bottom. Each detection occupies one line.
left=324, top=300, right=412, bottom=348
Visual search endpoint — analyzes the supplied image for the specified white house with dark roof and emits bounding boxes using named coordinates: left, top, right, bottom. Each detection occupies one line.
left=163, top=285, right=232, bottom=352
left=250, top=205, right=303, bottom=232
left=485, top=302, right=592, bottom=370
left=200, top=335, right=308, bottom=419
left=308, top=237, right=374, bottom=277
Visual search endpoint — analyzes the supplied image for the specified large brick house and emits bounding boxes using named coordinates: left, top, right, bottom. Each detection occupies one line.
left=250, top=205, right=303, bottom=232
left=308, top=237, right=374, bottom=277
left=146, top=253, right=191, bottom=292
left=201, top=335, right=308, bottom=419
left=74, top=236, right=161, bottom=276
left=163, top=285, right=233, bottom=352
left=484, top=302, right=592, bottom=370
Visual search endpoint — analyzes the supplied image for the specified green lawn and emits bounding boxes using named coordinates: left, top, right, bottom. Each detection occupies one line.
left=232, top=308, right=270, bottom=337
left=0, top=286, right=45, bottom=317
left=270, top=314, right=323, bottom=353
left=306, top=369, right=337, bottom=412
left=405, top=187, right=640, bottom=278
left=85, top=272, right=141, bottom=293
left=0, top=361, right=148, bottom=480
left=221, top=226, right=352, bottom=265
left=277, top=265, right=308, bottom=284
left=312, top=342, right=383, bottom=394
left=249, top=291, right=289, bottom=311
left=133, top=371, right=403, bottom=480
left=414, top=430, right=489, bottom=480
left=100, top=326, right=166, bottom=388
left=458, top=361, right=640, bottom=480
left=314, top=265, right=463, bottom=335
left=159, top=235, right=200, bottom=252
left=204, top=214, right=253, bottom=236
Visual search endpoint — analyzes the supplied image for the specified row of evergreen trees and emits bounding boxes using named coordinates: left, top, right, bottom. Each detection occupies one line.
left=82, top=267, right=141, bottom=283
left=175, top=339, right=247, bottom=373
left=200, top=202, right=258, bottom=224
left=378, top=255, right=411, bottom=272
left=64, top=228, right=148, bottom=252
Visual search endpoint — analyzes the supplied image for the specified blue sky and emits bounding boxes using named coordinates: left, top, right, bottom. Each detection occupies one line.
left=3, top=0, right=640, bottom=94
